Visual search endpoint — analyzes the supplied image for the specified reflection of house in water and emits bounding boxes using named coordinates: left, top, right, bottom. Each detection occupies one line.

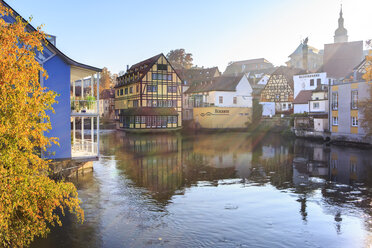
left=329, top=146, right=372, bottom=185
left=256, top=136, right=293, bottom=187
left=292, top=139, right=329, bottom=186
left=119, top=134, right=183, bottom=203
left=187, top=133, right=253, bottom=178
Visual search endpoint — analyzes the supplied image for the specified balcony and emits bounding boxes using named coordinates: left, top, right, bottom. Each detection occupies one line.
left=70, top=72, right=99, bottom=160
left=71, top=99, right=98, bottom=115
left=72, top=139, right=98, bottom=158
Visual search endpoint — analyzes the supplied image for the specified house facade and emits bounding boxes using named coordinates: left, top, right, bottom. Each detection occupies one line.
left=2, top=1, right=102, bottom=160
left=115, top=54, right=182, bottom=131
left=177, top=67, right=221, bottom=121
left=185, top=74, right=253, bottom=129
left=260, top=66, right=304, bottom=115
left=293, top=72, right=328, bottom=99
left=330, top=80, right=371, bottom=143
left=286, top=39, right=323, bottom=72
left=99, top=88, right=115, bottom=120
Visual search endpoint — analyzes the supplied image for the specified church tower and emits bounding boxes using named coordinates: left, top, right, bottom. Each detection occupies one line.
left=334, top=5, right=348, bottom=43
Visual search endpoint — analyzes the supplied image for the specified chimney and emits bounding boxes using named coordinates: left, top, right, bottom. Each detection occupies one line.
left=126, top=65, right=129, bottom=71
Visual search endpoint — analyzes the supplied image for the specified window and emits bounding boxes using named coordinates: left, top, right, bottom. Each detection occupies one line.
left=351, top=90, right=358, bottom=109
left=125, top=88, right=128, bottom=95
left=141, top=116, right=146, bottom=123
left=120, top=89, right=123, bottom=95
left=313, top=102, right=319, bottom=109
left=332, top=92, right=338, bottom=110
left=133, top=100, right=138, bottom=108
left=157, top=64, right=168, bottom=70
left=136, top=85, right=139, bottom=93
left=117, top=90, right=119, bottom=96
left=283, top=103, right=286, bottom=109
left=332, top=116, right=338, bottom=126
left=351, top=116, right=358, bottom=127
left=135, top=116, right=140, bottom=124
left=316, top=78, right=321, bottom=86
left=233, top=97, right=237, bottom=104
left=147, top=85, right=158, bottom=92
left=130, top=87, right=133, bottom=94
left=288, top=104, right=292, bottom=109
left=152, top=73, right=172, bottom=81
left=310, top=79, right=314, bottom=86
left=219, top=96, right=223, bottom=104
left=167, top=86, right=177, bottom=93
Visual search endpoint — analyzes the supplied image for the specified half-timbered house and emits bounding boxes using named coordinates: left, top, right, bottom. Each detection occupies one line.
left=260, top=66, right=304, bottom=115
left=115, top=54, right=182, bottom=131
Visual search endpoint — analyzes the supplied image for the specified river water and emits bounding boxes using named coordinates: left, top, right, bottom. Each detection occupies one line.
left=32, top=131, right=372, bottom=248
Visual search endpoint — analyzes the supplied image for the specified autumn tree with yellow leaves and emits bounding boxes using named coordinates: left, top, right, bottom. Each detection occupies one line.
left=0, top=4, right=83, bottom=247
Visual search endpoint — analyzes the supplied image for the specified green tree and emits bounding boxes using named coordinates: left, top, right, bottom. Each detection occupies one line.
left=0, top=5, right=83, bottom=247
left=166, top=49, right=193, bottom=69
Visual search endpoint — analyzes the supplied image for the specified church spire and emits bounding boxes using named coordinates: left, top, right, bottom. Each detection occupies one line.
left=334, top=4, right=348, bottom=43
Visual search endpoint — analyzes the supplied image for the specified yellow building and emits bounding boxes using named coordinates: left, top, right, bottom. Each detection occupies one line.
left=114, top=54, right=182, bottom=131
left=185, top=74, right=253, bottom=129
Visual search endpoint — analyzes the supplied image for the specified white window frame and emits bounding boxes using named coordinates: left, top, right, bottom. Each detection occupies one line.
left=332, top=116, right=338, bottom=126
left=351, top=116, right=358, bottom=127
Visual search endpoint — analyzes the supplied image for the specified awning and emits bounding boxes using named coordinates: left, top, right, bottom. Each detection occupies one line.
left=119, top=107, right=178, bottom=116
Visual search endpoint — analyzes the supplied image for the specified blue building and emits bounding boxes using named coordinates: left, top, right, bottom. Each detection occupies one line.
left=2, top=1, right=102, bottom=161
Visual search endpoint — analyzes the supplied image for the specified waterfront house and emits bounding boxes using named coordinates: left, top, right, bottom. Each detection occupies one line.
left=309, top=86, right=329, bottom=132
left=176, top=67, right=221, bottom=121
left=260, top=66, right=304, bottom=116
left=115, top=54, right=182, bottom=131
left=293, top=72, right=328, bottom=99
left=99, top=88, right=115, bottom=120
left=184, top=74, right=253, bottom=129
left=330, top=58, right=372, bottom=144
left=2, top=1, right=102, bottom=161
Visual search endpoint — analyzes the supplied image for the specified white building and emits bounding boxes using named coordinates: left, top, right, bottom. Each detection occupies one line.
left=293, top=72, right=328, bottom=99
left=293, top=90, right=312, bottom=114
left=184, top=74, right=253, bottom=108
left=184, top=74, right=253, bottom=129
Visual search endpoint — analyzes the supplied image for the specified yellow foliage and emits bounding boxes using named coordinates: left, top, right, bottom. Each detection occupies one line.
left=0, top=5, right=83, bottom=247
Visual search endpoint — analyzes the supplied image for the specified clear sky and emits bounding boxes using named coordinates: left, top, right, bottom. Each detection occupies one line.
left=6, top=0, right=372, bottom=74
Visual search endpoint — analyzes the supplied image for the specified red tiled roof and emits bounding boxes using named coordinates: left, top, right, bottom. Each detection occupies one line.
left=293, top=90, right=313, bottom=104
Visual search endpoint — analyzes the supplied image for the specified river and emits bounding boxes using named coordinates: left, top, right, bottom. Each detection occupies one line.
left=32, top=131, right=372, bottom=248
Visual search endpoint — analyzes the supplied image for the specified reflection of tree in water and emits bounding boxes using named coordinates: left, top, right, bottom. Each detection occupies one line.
left=32, top=171, right=102, bottom=248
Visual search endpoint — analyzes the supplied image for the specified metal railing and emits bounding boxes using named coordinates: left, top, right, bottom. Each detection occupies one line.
left=71, top=139, right=98, bottom=157
left=71, top=100, right=98, bottom=114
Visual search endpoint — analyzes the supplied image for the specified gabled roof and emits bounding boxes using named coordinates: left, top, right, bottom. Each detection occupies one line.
left=184, top=74, right=245, bottom=94
left=230, top=58, right=271, bottom=65
left=289, top=42, right=320, bottom=57
left=323, top=41, right=363, bottom=79
left=1, top=1, right=102, bottom=73
left=293, top=90, right=313, bottom=104
left=116, top=53, right=182, bottom=88
left=176, top=67, right=220, bottom=85
left=100, top=89, right=115, bottom=99
left=268, top=66, right=306, bottom=89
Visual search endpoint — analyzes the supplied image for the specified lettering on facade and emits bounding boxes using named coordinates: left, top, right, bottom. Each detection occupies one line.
left=299, top=73, right=320, bottom=79
left=215, top=109, right=229, bottom=114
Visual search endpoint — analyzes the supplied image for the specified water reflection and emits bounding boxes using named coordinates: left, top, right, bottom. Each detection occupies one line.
left=32, top=131, right=372, bottom=248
